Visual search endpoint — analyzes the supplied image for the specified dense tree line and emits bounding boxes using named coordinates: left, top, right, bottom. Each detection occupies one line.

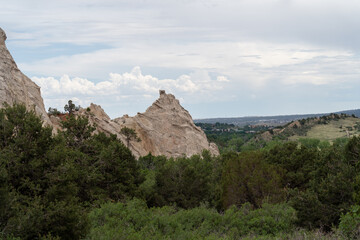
left=1, top=104, right=360, bottom=239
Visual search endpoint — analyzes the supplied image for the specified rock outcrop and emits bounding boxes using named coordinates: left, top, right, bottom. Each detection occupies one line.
left=1, top=27, right=219, bottom=158
left=75, top=91, right=219, bottom=158
left=0, top=27, right=51, bottom=125
left=114, top=90, right=219, bottom=158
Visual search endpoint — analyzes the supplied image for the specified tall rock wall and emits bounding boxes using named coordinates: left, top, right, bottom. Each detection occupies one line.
left=0, top=27, right=51, bottom=125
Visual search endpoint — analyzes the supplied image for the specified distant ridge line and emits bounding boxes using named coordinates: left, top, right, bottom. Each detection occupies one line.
left=194, top=109, right=360, bottom=126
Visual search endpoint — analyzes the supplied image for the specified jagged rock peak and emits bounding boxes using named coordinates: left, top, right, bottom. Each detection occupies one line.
left=114, top=90, right=220, bottom=158
left=145, top=90, right=186, bottom=113
left=0, top=27, right=51, bottom=126
left=76, top=90, right=220, bottom=158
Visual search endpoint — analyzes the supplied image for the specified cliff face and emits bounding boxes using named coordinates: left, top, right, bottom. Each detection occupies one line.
left=1, top=27, right=219, bottom=158
left=0, top=27, right=51, bottom=125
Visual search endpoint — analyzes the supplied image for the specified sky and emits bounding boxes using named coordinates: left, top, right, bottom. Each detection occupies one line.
left=1, top=0, right=360, bottom=119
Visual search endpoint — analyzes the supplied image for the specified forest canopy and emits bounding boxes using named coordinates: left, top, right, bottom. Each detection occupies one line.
left=1, top=104, right=360, bottom=239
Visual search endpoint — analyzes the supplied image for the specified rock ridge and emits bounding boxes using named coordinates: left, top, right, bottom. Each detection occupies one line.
left=74, top=91, right=219, bottom=158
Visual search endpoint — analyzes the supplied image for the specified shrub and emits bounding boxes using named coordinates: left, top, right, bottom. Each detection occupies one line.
left=339, top=205, right=360, bottom=239
left=86, top=199, right=297, bottom=239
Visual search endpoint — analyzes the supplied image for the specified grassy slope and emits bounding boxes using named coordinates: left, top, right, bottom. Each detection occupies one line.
left=289, top=117, right=360, bottom=142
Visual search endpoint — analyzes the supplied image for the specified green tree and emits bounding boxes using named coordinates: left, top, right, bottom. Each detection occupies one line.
left=153, top=155, right=214, bottom=209
left=0, top=104, right=87, bottom=239
left=120, top=127, right=140, bottom=148
left=61, top=115, right=96, bottom=149
left=0, top=104, right=143, bottom=239
left=290, top=144, right=357, bottom=231
left=221, top=151, right=284, bottom=209
left=265, top=142, right=319, bottom=190
left=64, top=100, right=79, bottom=115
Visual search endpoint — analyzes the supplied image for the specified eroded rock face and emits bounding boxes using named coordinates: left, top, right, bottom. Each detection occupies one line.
left=75, top=91, right=220, bottom=158
left=0, top=27, right=51, bottom=125
left=114, top=91, right=220, bottom=158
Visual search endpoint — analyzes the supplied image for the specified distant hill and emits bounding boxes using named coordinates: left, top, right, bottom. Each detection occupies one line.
left=194, top=109, right=360, bottom=127
left=251, top=113, right=360, bottom=144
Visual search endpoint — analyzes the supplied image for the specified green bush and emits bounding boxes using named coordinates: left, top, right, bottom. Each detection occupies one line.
left=86, top=199, right=297, bottom=240
left=339, top=205, right=360, bottom=239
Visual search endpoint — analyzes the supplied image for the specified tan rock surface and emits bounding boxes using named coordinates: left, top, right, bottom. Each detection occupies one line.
left=74, top=91, right=220, bottom=158
left=0, top=27, right=51, bottom=125
left=115, top=90, right=220, bottom=158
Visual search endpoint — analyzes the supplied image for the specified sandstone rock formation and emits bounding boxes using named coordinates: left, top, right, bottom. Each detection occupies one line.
left=0, top=27, right=219, bottom=158
left=114, top=90, right=219, bottom=158
left=75, top=91, right=219, bottom=158
left=0, top=27, right=51, bottom=125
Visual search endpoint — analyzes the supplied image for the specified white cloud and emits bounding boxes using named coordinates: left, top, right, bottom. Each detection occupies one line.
left=108, top=67, right=224, bottom=94
left=32, top=66, right=228, bottom=117
left=32, top=75, right=115, bottom=96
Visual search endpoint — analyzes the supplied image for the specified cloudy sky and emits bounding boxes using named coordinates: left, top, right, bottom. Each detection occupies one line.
left=2, top=0, right=360, bottom=119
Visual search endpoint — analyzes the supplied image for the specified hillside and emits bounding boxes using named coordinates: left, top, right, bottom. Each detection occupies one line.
left=289, top=117, right=360, bottom=142
left=253, top=113, right=360, bottom=143
left=195, top=113, right=360, bottom=153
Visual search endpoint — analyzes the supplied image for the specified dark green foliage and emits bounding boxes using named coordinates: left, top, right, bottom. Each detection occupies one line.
left=289, top=143, right=357, bottom=230
left=3, top=103, right=360, bottom=238
left=221, top=151, right=284, bottom=209
left=0, top=104, right=142, bottom=239
left=290, top=190, right=324, bottom=229
left=153, top=154, right=214, bottom=209
left=265, top=142, right=319, bottom=190
left=218, top=139, right=360, bottom=232
left=345, top=136, right=360, bottom=168
left=96, top=139, right=142, bottom=200
left=61, top=115, right=96, bottom=149
left=136, top=152, right=222, bottom=210
left=138, top=153, right=167, bottom=170
left=0, top=104, right=86, bottom=239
